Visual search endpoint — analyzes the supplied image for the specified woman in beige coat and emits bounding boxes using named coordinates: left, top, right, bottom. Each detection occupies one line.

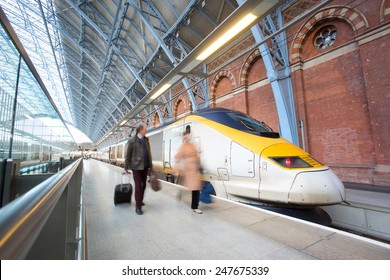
left=175, top=131, right=202, bottom=214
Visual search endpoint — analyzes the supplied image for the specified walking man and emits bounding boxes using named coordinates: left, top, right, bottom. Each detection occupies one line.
left=124, top=124, right=152, bottom=215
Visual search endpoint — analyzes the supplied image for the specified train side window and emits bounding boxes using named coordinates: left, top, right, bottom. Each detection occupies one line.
left=185, top=125, right=191, bottom=134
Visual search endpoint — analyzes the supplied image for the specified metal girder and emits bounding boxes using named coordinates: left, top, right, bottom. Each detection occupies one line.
left=114, top=38, right=157, bottom=91
left=167, top=32, right=193, bottom=55
left=182, top=21, right=205, bottom=41
left=128, top=0, right=199, bottom=112
left=73, top=101, right=93, bottom=116
left=97, top=100, right=116, bottom=118
left=47, top=10, right=104, bottom=68
left=148, top=62, right=169, bottom=77
left=118, top=97, right=133, bottom=115
left=59, top=0, right=205, bottom=139
left=47, top=26, right=75, bottom=122
left=53, top=1, right=145, bottom=135
left=92, top=120, right=110, bottom=138
left=76, top=1, right=111, bottom=38
left=164, top=0, right=180, bottom=18
left=65, top=56, right=99, bottom=89
left=39, top=0, right=74, bottom=122
left=94, top=0, right=115, bottom=19
left=124, top=80, right=144, bottom=103
left=88, top=103, right=116, bottom=131
left=127, top=1, right=174, bottom=62
left=124, top=17, right=155, bottom=59
left=55, top=5, right=112, bottom=64
left=69, top=89, right=95, bottom=110
left=194, top=3, right=218, bottom=26
left=60, top=0, right=140, bottom=128
left=116, top=35, right=144, bottom=69
left=89, top=111, right=112, bottom=137
left=163, top=0, right=197, bottom=37
left=131, top=86, right=146, bottom=101
left=113, top=108, right=124, bottom=121
left=105, top=117, right=115, bottom=128
left=61, top=34, right=101, bottom=73
left=138, top=0, right=169, bottom=35
left=163, top=33, right=209, bottom=109
left=236, top=0, right=298, bottom=145
left=107, top=68, right=129, bottom=93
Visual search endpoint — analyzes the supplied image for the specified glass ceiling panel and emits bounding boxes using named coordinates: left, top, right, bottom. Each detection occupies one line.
left=1, top=0, right=73, bottom=124
left=0, top=25, right=57, bottom=119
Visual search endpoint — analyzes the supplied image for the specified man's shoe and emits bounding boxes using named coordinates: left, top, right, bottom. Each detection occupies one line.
left=192, top=209, right=203, bottom=214
left=136, top=208, right=143, bottom=215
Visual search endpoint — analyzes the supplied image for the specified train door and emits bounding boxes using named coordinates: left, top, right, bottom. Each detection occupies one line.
left=170, top=125, right=184, bottom=161
left=163, top=129, right=172, bottom=171
left=227, top=141, right=256, bottom=197
left=230, top=141, right=254, bottom=176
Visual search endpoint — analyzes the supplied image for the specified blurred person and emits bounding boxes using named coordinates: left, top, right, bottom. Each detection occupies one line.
left=124, top=124, right=152, bottom=215
left=175, top=130, right=202, bottom=214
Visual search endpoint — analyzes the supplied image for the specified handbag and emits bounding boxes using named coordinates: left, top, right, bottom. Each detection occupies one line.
left=150, top=171, right=161, bottom=192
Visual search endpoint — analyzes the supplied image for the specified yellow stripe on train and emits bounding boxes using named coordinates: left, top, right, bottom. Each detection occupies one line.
left=160, top=114, right=325, bottom=169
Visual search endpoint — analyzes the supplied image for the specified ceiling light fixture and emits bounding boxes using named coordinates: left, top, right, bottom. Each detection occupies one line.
left=196, top=13, right=257, bottom=61
left=150, top=83, right=171, bottom=100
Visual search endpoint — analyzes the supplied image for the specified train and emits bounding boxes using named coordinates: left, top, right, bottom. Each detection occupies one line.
left=92, top=107, right=345, bottom=207
left=1, top=141, right=67, bottom=168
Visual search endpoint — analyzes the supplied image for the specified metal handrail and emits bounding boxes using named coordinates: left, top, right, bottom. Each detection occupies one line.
left=77, top=191, right=87, bottom=260
left=0, top=158, right=83, bottom=259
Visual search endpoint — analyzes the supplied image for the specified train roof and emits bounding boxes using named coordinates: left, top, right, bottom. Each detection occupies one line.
left=147, top=107, right=279, bottom=138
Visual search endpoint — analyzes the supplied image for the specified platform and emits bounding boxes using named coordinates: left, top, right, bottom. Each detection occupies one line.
left=82, top=159, right=390, bottom=260
left=323, top=183, right=390, bottom=242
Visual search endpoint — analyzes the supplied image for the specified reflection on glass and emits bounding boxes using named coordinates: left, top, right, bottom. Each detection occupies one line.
left=0, top=22, right=76, bottom=174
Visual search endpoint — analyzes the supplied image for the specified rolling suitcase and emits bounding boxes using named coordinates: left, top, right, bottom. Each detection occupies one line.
left=114, top=174, right=132, bottom=205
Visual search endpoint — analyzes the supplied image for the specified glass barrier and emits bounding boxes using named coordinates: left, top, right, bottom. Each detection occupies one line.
left=0, top=21, right=76, bottom=174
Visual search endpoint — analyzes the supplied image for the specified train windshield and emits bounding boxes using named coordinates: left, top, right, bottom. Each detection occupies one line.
left=228, top=112, right=273, bottom=133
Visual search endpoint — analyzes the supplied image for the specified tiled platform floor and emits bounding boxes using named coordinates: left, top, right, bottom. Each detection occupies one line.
left=83, top=159, right=390, bottom=260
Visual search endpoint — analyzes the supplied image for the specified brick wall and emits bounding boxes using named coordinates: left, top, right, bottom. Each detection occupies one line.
left=288, top=0, right=390, bottom=185
left=358, top=32, right=390, bottom=184
left=206, top=0, right=390, bottom=186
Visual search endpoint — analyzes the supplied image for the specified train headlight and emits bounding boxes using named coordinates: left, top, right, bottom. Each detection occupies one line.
left=270, top=156, right=312, bottom=168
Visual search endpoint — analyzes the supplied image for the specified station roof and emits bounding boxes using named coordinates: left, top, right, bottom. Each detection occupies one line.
left=1, top=0, right=293, bottom=144
left=1, top=0, right=245, bottom=143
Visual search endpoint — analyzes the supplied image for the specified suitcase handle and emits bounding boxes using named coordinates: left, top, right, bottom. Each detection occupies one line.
left=121, top=173, right=131, bottom=184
